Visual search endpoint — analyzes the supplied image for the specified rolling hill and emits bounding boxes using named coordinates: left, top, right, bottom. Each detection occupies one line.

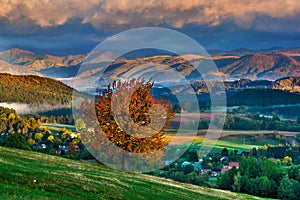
left=172, top=77, right=300, bottom=97
left=227, top=89, right=300, bottom=106
left=0, top=48, right=85, bottom=70
left=1, top=47, right=300, bottom=83
left=0, top=73, right=299, bottom=109
left=0, top=48, right=85, bottom=78
left=219, top=54, right=300, bottom=80
left=0, top=73, right=75, bottom=106
left=274, top=77, right=300, bottom=92
left=0, top=147, right=263, bottom=200
left=0, top=60, right=42, bottom=76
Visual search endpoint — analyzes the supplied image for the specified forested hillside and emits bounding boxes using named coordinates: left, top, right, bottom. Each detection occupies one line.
left=0, top=74, right=74, bottom=106
left=227, top=89, right=300, bottom=106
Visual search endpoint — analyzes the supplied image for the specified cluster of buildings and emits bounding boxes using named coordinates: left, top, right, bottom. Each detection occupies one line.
left=177, top=151, right=251, bottom=177
left=181, top=159, right=240, bottom=176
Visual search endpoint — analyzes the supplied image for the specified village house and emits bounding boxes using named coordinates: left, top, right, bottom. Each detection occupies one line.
left=221, top=162, right=240, bottom=173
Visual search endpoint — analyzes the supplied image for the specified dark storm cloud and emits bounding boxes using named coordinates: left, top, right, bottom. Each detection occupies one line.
left=0, top=0, right=299, bottom=54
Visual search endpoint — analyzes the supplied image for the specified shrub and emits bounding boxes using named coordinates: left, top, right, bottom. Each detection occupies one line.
left=278, top=178, right=300, bottom=200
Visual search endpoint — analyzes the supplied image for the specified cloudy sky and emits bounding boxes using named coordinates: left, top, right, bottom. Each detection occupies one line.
left=1, top=0, right=300, bottom=55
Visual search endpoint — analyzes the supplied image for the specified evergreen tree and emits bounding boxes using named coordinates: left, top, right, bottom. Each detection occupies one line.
left=4, top=132, right=29, bottom=150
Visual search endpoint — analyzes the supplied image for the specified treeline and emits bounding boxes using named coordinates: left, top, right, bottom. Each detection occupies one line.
left=0, top=106, right=44, bottom=149
left=156, top=165, right=211, bottom=187
left=0, top=107, right=41, bottom=139
left=0, top=73, right=75, bottom=106
left=224, top=113, right=300, bottom=131
left=190, top=113, right=300, bottom=131
left=228, top=89, right=300, bottom=106
left=0, top=106, right=93, bottom=160
left=26, top=108, right=74, bottom=125
left=25, top=115, right=74, bottom=125
left=173, top=101, right=208, bottom=113
left=40, top=115, right=74, bottom=125
left=217, top=157, right=300, bottom=199
left=152, top=145, right=300, bottom=199
left=255, top=145, right=300, bottom=163
left=0, top=106, right=70, bottom=150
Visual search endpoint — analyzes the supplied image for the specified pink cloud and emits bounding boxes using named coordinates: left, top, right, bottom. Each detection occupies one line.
left=0, top=0, right=299, bottom=29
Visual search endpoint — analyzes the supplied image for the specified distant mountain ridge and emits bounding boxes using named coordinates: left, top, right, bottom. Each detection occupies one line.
left=0, top=48, right=85, bottom=69
left=220, top=54, right=300, bottom=80
left=0, top=48, right=85, bottom=78
left=0, top=60, right=42, bottom=76
left=1, top=47, right=300, bottom=83
left=160, top=77, right=300, bottom=103
left=191, top=77, right=300, bottom=94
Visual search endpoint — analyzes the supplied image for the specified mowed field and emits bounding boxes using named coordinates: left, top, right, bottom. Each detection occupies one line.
left=167, top=112, right=300, bottom=152
left=0, top=147, right=265, bottom=200
left=165, top=129, right=300, bottom=153
left=165, top=133, right=257, bottom=153
left=170, top=112, right=212, bottom=128
left=41, top=123, right=76, bottom=133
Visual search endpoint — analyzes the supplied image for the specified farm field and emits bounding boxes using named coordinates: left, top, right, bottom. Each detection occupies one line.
left=42, top=123, right=299, bottom=153
left=165, top=129, right=300, bottom=153
left=40, top=123, right=76, bottom=133
left=165, top=134, right=257, bottom=153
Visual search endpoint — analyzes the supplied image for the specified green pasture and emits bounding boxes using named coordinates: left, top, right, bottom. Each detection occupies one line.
left=0, top=147, right=265, bottom=200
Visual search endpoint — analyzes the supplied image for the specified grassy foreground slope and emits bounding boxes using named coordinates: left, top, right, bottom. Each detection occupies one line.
left=0, top=147, right=264, bottom=200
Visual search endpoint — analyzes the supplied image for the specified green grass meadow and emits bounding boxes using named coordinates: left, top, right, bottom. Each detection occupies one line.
left=0, top=147, right=266, bottom=200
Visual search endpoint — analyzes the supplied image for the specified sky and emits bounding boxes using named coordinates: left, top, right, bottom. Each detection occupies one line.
left=0, top=0, right=300, bottom=55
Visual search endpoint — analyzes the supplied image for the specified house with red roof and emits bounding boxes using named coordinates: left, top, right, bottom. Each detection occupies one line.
left=228, top=162, right=239, bottom=168
left=221, top=162, right=240, bottom=174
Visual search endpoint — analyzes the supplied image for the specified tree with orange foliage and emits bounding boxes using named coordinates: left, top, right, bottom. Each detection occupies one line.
left=78, top=79, right=174, bottom=171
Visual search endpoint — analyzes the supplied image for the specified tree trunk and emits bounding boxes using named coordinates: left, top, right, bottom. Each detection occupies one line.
left=121, top=153, right=128, bottom=171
